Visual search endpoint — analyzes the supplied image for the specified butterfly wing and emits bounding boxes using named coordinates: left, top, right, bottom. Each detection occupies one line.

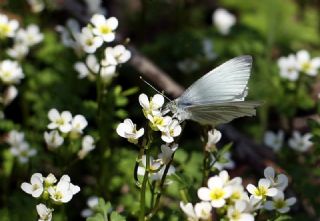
left=186, top=101, right=260, bottom=125
left=177, top=55, right=253, bottom=107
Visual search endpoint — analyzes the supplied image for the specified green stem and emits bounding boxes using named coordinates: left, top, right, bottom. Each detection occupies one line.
left=139, top=148, right=150, bottom=221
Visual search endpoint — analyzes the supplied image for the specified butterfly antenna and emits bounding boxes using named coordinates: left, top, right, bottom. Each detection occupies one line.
left=139, top=76, right=172, bottom=101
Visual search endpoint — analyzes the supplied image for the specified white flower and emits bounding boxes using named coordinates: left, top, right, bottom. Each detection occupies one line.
left=139, top=93, right=164, bottom=117
left=7, top=43, right=29, bottom=60
left=159, top=144, right=178, bottom=165
left=48, top=175, right=80, bottom=203
left=44, top=173, right=57, bottom=186
left=6, top=130, right=25, bottom=147
left=177, top=59, right=199, bottom=74
left=74, top=55, right=100, bottom=79
left=44, top=130, right=64, bottom=149
left=116, top=119, right=144, bottom=144
left=296, top=50, right=320, bottom=76
left=212, top=8, right=236, bottom=35
left=206, top=129, right=221, bottom=151
left=264, top=191, right=296, bottom=214
left=91, top=14, right=118, bottom=42
left=47, top=109, right=73, bottom=133
left=56, top=19, right=82, bottom=53
left=242, top=194, right=263, bottom=213
left=147, top=114, right=172, bottom=132
left=137, top=155, right=175, bottom=181
left=78, top=135, right=95, bottom=159
left=71, top=115, right=88, bottom=134
left=246, top=178, right=278, bottom=200
left=21, top=173, right=44, bottom=198
left=278, top=55, right=299, bottom=81
left=211, top=151, right=235, bottom=171
left=227, top=200, right=254, bottom=221
left=264, top=130, right=284, bottom=152
left=79, top=27, right=103, bottom=53
left=180, top=202, right=212, bottom=221
left=3, top=86, right=18, bottom=105
left=81, top=196, right=99, bottom=217
left=36, top=203, right=53, bottom=221
left=27, top=0, right=45, bottom=13
left=16, top=24, right=44, bottom=46
left=100, top=65, right=117, bottom=83
left=0, top=60, right=24, bottom=84
left=0, top=14, right=19, bottom=38
left=102, top=45, right=131, bottom=66
left=161, top=119, right=182, bottom=143
left=288, top=131, right=313, bottom=152
left=84, top=0, right=107, bottom=15
left=10, top=142, right=37, bottom=163
left=264, top=167, right=288, bottom=191
left=197, top=175, right=232, bottom=208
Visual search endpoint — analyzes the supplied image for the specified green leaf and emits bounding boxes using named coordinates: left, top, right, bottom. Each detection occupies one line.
left=110, top=211, right=126, bottom=221
left=87, top=213, right=105, bottom=221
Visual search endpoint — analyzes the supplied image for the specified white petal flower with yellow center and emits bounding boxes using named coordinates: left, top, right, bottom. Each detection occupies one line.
left=36, top=203, right=54, bottom=221
left=264, top=191, right=296, bottom=214
left=44, top=173, right=57, bottom=186
left=159, top=143, right=178, bottom=165
left=246, top=178, right=278, bottom=200
left=161, top=119, right=182, bottom=143
left=277, top=55, right=299, bottom=81
left=288, top=131, right=313, bottom=152
left=212, top=8, right=236, bottom=35
left=227, top=200, right=254, bottom=221
left=198, top=176, right=232, bottom=208
left=21, top=173, right=44, bottom=198
left=264, top=167, right=288, bottom=191
left=44, top=130, right=64, bottom=149
left=139, top=93, right=164, bottom=117
left=79, top=27, right=103, bottom=53
left=147, top=114, right=171, bottom=132
left=116, top=119, right=144, bottom=144
left=47, top=109, right=73, bottom=133
left=0, top=14, right=19, bottom=38
left=296, top=50, right=320, bottom=76
left=0, top=60, right=24, bottom=84
left=91, top=14, right=118, bottom=42
left=16, top=24, right=44, bottom=46
left=48, top=175, right=80, bottom=203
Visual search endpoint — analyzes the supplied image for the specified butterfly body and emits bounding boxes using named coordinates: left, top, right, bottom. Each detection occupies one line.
left=165, top=55, right=259, bottom=126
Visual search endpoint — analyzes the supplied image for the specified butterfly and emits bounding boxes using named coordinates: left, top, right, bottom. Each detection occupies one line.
left=164, top=55, right=260, bottom=126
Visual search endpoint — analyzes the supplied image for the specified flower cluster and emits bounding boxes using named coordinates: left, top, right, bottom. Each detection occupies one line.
left=264, top=130, right=313, bottom=152
left=21, top=173, right=80, bottom=221
left=0, top=13, right=43, bottom=110
left=5, top=130, right=36, bottom=163
left=181, top=167, right=296, bottom=220
left=45, top=108, right=95, bottom=158
left=116, top=93, right=181, bottom=182
left=278, top=50, right=320, bottom=81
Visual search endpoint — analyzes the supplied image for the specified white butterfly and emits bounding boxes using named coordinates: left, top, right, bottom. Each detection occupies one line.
left=164, top=55, right=259, bottom=125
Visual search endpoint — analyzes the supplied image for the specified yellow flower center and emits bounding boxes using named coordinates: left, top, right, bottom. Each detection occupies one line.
left=0, top=24, right=10, bottom=37
left=274, top=199, right=286, bottom=209
left=231, top=191, right=241, bottom=200
left=302, top=62, right=311, bottom=72
left=55, top=118, right=65, bottom=126
left=209, top=188, right=225, bottom=200
left=54, top=191, right=63, bottom=200
left=32, top=184, right=39, bottom=191
left=85, top=38, right=94, bottom=46
left=231, top=210, right=241, bottom=220
left=254, top=186, right=268, bottom=197
left=99, top=25, right=111, bottom=34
